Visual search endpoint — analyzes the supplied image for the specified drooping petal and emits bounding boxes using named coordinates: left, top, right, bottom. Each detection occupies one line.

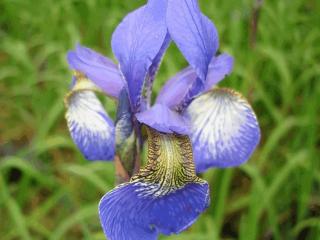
left=65, top=74, right=115, bottom=161
left=156, top=53, right=233, bottom=109
left=167, top=0, right=218, bottom=82
left=99, top=182, right=208, bottom=240
left=135, top=104, right=190, bottom=134
left=186, top=88, right=260, bottom=172
left=99, top=183, right=157, bottom=240
left=99, top=128, right=209, bottom=240
left=111, top=0, right=168, bottom=111
left=67, top=44, right=124, bottom=98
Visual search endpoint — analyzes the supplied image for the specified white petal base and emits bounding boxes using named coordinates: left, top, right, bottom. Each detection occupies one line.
left=186, top=88, right=260, bottom=172
left=65, top=90, right=115, bottom=160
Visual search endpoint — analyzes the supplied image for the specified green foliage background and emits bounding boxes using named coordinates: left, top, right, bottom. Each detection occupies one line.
left=0, top=0, right=319, bottom=239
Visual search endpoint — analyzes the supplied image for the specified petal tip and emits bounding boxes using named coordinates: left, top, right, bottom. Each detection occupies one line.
left=99, top=181, right=209, bottom=240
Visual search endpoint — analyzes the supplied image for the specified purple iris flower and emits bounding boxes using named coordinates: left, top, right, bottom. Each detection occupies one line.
left=64, top=0, right=260, bottom=239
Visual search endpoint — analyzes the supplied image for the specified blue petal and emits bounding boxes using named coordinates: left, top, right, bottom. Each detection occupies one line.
left=156, top=66, right=197, bottom=109
left=99, top=181, right=209, bottom=240
left=67, top=44, right=124, bottom=98
left=100, top=127, right=210, bottom=239
left=111, top=0, right=168, bottom=111
left=186, top=88, right=260, bottom=172
left=167, top=0, right=218, bottom=82
left=156, top=53, right=233, bottom=109
left=65, top=90, right=115, bottom=160
left=146, top=33, right=171, bottom=85
left=144, top=33, right=171, bottom=107
left=135, top=104, right=190, bottom=134
left=205, top=53, right=234, bottom=91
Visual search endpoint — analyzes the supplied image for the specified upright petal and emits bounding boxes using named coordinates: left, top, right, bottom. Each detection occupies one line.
left=167, top=0, right=218, bottom=82
left=99, top=127, right=209, bottom=240
left=145, top=33, right=171, bottom=86
left=111, top=0, right=168, bottom=111
left=186, top=88, right=260, bottom=172
left=144, top=33, right=171, bottom=107
left=65, top=73, right=115, bottom=161
left=205, top=53, right=234, bottom=91
left=156, top=53, right=233, bottom=109
left=67, top=44, right=124, bottom=98
left=156, top=66, right=197, bottom=109
left=135, top=104, right=190, bottom=135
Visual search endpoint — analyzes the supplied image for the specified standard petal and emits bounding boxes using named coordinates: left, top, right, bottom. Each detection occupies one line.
left=111, top=0, right=168, bottom=111
left=65, top=90, right=115, bottom=161
left=156, top=66, right=197, bottom=109
left=167, top=0, right=218, bottom=82
left=135, top=104, right=190, bottom=134
left=186, top=88, right=260, bottom=172
left=144, top=33, right=171, bottom=106
left=205, top=53, right=234, bottom=91
left=156, top=53, right=233, bottom=109
left=67, top=44, right=124, bottom=98
left=99, top=127, right=209, bottom=240
left=145, top=33, right=171, bottom=85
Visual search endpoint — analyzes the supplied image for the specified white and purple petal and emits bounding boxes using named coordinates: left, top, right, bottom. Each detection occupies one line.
left=99, top=128, right=209, bottom=240
left=186, top=88, right=260, bottom=172
left=111, top=0, right=168, bottom=111
left=167, top=0, right=218, bottom=82
left=135, top=104, right=190, bottom=135
left=67, top=44, right=124, bottom=98
left=65, top=90, right=115, bottom=161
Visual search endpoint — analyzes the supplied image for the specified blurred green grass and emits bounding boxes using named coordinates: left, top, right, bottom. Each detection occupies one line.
left=0, top=0, right=319, bottom=239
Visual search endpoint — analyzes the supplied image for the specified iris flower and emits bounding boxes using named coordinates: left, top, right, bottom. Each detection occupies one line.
left=64, top=0, right=260, bottom=239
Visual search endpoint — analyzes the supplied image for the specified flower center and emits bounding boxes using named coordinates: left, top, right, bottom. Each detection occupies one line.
left=131, top=127, right=204, bottom=197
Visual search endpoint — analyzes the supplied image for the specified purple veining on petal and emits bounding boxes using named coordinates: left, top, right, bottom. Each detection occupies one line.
left=186, top=88, right=260, bottom=172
